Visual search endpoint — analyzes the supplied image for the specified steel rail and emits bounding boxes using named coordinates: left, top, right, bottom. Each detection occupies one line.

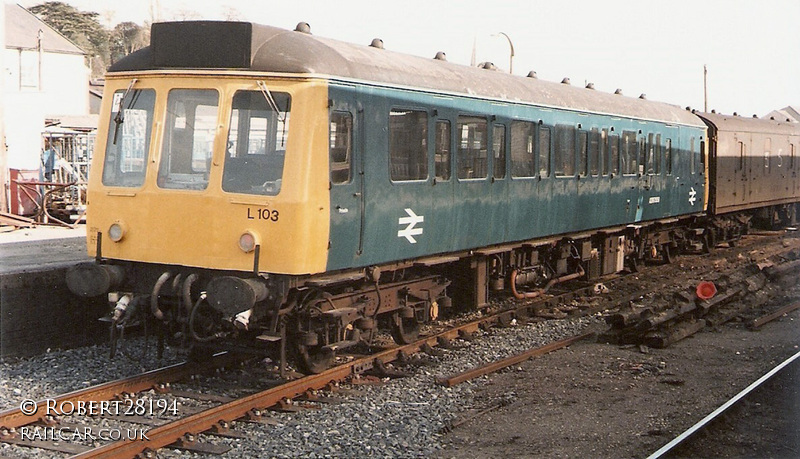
left=750, top=300, right=800, bottom=328
left=0, top=352, right=238, bottom=431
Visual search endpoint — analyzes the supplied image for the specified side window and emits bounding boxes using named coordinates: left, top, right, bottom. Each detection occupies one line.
left=578, top=130, right=588, bottom=176
left=158, top=89, right=219, bottom=191
left=690, top=137, right=696, bottom=175
left=435, top=120, right=451, bottom=181
left=511, top=121, right=536, bottom=177
left=389, top=109, right=428, bottom=181
left=665, top=138, right=673, bottom=175
left=589, top=128, right=600, bottom=176
left=736, top=141, right=745, bottom=172
left=493, top=125, right=506, bottom=179
left=457, top=116, right=488, bottom=180
left=764, top=138, right=771, bottom=171
left=554, top=124, right=575, bottom=177
left=654, top=134, right=661, bottom=174
left=329, top=111, right=352, bottom=185
left=609, top=133, right=620, bottom=175
left=539, top=126, right=551, bottom=177
left=621, top=131, right=637, bottom=175
left=791, top=143, right=796, bottom=170
left=646, top=133, right=655, bottom=175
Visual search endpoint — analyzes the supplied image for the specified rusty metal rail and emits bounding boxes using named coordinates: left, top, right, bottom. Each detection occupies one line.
left=0, top=352, right=239, bottom=431
left=436, top=332, right=594, bottom=387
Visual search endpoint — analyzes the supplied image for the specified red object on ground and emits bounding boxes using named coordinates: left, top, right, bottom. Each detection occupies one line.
left=696, top=281, right=717, bottom=300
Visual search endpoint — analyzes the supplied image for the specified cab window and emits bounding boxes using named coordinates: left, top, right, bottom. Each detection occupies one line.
left=157, top=89, right=219, bottom=190
left=222, top=90, right=291, bottom=196
left=102, top=88, right=156, bottom=187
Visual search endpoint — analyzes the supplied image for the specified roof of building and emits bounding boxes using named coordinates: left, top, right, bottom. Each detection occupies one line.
left=764, top=106, right=800, bottom=123
left=4, top=3, right=85, bottom=55
left=110, top=21, right=703, bottom=127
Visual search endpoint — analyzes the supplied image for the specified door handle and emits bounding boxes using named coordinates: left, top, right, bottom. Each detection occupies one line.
left=353, top=192, right=362, bottom=197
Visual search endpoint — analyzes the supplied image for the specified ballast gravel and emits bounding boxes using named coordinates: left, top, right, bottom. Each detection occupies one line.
left=0, top=315, right=599, bottom=458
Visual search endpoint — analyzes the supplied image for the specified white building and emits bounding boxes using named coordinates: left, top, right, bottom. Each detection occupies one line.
left=2, top=3, right=90, bottom=212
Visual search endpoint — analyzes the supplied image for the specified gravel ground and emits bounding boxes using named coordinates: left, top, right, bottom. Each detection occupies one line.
left=0, top=314, right=598, bottom=458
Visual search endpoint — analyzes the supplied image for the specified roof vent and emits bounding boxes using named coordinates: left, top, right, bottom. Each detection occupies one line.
left=711, top=109, right=716, bottom=113
left=561, top=77, right=571, bottom=85
left=685, top=106, right=691, bottom=111
left=585, top=82, right=595, bottom=89
left=479, top=62, right=497, bottom=70
left=370, top=38, right=384, bottom=49
left=753, top=114, right=758, bottom=118
left=527, top=71, right=538, bottom=78
left=734, top=112, right=739, bottom=116
left=294, top=22, right=311, bottom=34
left=639, top=94, right=646, bottom=99
left=434, top=51, right=447, bottom=61
left=615, top=89, right=623, bottom=95
left=770, top=116, right=775, bottom=120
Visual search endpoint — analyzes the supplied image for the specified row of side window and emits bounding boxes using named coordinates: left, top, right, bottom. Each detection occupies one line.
left=330, top=109, right=681, bottom=185
left=736, top=139, right=799, bottom=172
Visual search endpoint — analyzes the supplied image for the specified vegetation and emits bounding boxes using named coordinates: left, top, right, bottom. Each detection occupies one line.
left=28, top=2, right=149, bottom=78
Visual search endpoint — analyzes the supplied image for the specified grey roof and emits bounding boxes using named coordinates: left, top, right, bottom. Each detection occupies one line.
left=5, top=3, right=85, bottom=55
left=113, top=21, right=704, bottom=127
left=697, top=111, right=800, bottom=136
left=764, top=106, right=800, bottom=123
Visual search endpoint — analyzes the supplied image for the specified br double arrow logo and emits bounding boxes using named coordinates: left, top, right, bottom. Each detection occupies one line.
left=398, top=208, right=424, bottom=244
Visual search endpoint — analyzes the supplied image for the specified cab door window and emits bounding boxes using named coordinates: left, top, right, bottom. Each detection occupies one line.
left=102, top=88, right=156, bottom=187
left=330, top=111, right=352, bottom=184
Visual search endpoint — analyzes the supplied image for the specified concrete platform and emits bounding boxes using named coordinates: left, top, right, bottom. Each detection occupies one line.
left=0, top=225, right=106, bottom=359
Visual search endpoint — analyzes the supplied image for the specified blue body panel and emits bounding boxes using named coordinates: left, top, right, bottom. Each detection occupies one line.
left=327, top=82, right=706, bottom=271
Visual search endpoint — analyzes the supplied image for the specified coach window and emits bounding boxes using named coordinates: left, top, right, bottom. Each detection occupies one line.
left=764, top=138, right=771, bottom=171
left=222, top=89, right=291, bottom=196
left=609, top=132, right=620, bottom=176
left=329, top=111, right=352, bottom=184
left=389, top=109, right=428, bottom=181
left=510, top=121, right=535, bottom=177
left=539, top=125, right=551, bottom=177
left=589, top=128, right=600, bottom=176
left=435, top=120, right=451, bottom=181
left=646, top=133, right=655, bottom=175
left=654, top=134, right=662, bottom=174
left=457, top=116, right=488, bottom=180
left=493, top=125, right=507, bottom=179
left=578, top=130, right=588, bottom=176
left=102, top=88, right=156, bottom=187
left=158, top=89, right=219, bottom=191
left=621, top=131, right=637, bottom=175
left=665, top=138, right=673, bottom=175
left=601, top=129, right=609, bottom=176
left=554, top=124, right=575, bottom=177
left=690, top=137, right=696, bottom=175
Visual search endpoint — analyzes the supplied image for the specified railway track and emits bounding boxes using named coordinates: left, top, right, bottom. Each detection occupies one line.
left=1, top=232, right=797, bottom=457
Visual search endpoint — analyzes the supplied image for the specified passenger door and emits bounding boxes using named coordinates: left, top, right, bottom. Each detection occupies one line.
left=327, top=85, right=364, bottom=269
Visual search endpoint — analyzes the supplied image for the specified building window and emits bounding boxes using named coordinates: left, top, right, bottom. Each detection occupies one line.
left=330, top=111, right=352, bottom=185
left=389, top=109, right=428, bottom=181
left=457, top=116, right=488, bottom=179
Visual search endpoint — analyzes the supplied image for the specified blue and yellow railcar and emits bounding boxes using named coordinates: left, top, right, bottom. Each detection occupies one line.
left=68, top=21, right=710, bottom=372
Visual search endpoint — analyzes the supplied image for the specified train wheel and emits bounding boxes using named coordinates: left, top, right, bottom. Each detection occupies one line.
left=662, top=245, right=673, bottom=264
left=296, top=344, right=334, bottom=374
left=391, top=312, right=420, bottom=345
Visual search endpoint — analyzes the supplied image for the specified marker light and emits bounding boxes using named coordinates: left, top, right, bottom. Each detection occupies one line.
left=239, top=231, right=257, bottom=253
left=108, top=223, right=125, bottom=242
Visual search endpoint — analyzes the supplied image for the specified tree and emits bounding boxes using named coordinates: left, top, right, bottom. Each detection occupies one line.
left=29, top=2, right=110, bottom=78
left=110, top=21, right=149, bottom=64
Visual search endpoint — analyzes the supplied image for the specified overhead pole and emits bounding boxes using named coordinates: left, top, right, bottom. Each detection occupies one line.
left=703, top=64, right=708, bottom=113
left=493, top=32, right=515, bottom=75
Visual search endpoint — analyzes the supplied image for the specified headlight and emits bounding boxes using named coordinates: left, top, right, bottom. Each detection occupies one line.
left=108, top=222, right=126, bottom=242
left=238, top=231, right=258, bottom=253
